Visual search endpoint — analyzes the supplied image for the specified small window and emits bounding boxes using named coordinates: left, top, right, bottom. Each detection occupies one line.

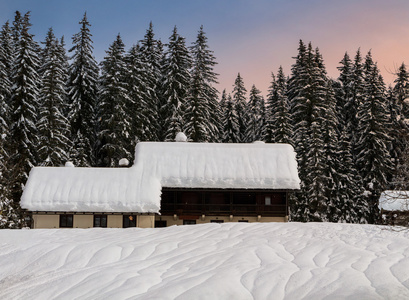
left=210, top=220, right=224, bottom=223
left=155, top=220, right=167, bottom=228
left=94, top=215, right=107, bottom=228
left=59, top=214, right=73, bottom=228
left=183, top=220, right=196, bottom=225
left=238, top=220, right=249, bottom=222
left=123, top=215, right=137, bottom=228
left=265, top=196, right=271, bottom=205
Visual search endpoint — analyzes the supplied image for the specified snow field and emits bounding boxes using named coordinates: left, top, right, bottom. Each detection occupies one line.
left=1, top=222, right=409, bottom=299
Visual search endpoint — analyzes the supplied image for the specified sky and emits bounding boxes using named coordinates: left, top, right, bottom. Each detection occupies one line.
left=1, top=0, right=409, bottom=97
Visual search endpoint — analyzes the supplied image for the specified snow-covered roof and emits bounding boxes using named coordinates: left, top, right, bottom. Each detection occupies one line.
left=379, top=190, right=409, bottom=211
left=21, top=142, right=300, bottom=213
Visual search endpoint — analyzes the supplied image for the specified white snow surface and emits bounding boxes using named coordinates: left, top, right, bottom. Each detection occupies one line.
left=21, top=142, right=300, bottom=212
left=1, top=222, right=409, bottom=299
left=379, top=190, right=409, bottom=211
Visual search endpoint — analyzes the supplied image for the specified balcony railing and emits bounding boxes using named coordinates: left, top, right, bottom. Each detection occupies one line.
left=160, top=203, right=287, bottom=217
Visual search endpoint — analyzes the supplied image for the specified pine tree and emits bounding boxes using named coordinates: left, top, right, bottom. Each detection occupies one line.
left=390, top=63, right=409, bottom=189
left=67, top=12, right=99, bottom=167
left=265, top=66, right=293, bottom=144
left=355, top=51, right=393, bottom=223
left=232, top=73, right=248, bottom=142
left=97, top=34, right=132, bottom=167
left=37, top=28, right=71, bottom=167
left=160, top=27, right=192, bottom=141
left=8, top=12, right=40, bottom=219
left=138, top=22, right=161, bottom=141
left=185, top=26, right=219, bottom=142
left=245, top=85, right=264, bottom=142
left=125, top=44, right=150, bottom=149
left=222, top=94, right=240, bottom=143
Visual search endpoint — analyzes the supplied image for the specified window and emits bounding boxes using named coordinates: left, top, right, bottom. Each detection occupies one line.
left=94, top=215, right=107, bottom=228
left=183, top=220, right=196, bottom=225
left=265, top=196, right=271, bottom=205
left=59, top=214, right=73, bottom=228
left=155, top=220, right=167, bottom=228
left=210, top=220, right=224, bottom=223
left=238, top=220, right=249, bottom=222
left=123, top=215, right=137, bottom=228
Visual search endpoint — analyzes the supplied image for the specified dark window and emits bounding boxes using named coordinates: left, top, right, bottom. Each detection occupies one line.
left=155, top=220, right=167, bottom=228
left=238, top=220, right=249, bottom=222
left=183, top=220, right=196, bottom=225
left=210, top=220, right=224, bottom=223
left=123, top=215, right=137, bottom=228
left=94, top=215, right=107, bottom=228
left=59, top=214, right=73, bottom=228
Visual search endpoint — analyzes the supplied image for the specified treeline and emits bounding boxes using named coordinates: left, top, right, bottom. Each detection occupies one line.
left=0, top=11, right=408, bottom=227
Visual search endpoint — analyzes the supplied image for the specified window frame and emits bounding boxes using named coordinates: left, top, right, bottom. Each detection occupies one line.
left=59, top=214, right=73, bottom=228
left=94, top=214, right=107, bottom=228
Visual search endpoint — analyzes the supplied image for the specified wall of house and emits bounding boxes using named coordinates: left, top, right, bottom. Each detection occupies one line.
left=155, top=215, right=287, bottom=226
left=138, top=215, right=155, bottom=228
left=107, top=215, right=122, bottom=228
left=32, top=214, right=60, bottom=228
left=73, top=215, right=92, bottom=228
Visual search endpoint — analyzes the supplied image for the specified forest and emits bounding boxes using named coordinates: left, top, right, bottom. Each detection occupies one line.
left=0, top=11, right=408, bottom=228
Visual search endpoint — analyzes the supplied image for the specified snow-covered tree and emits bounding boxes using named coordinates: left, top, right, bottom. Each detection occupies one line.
left=222, top=94, right=240, bottom=143
left=265, top=66, right=293, bottom=144
left=37, top=28, right=71, bottom=166
left=138, top=22, right=162, bottom=141
left=97, top=34, right=133, bottom=167
left=160, top=27, right=192, bottom=141
left=232, top=73, right=248, bottom=143
left=8, top=12, right=40, bottom=213
left=245, top=85, right=264, bottom=142
left=355, top=51, right=393, bottom=223
left=67, top=12, right=99, bottom=167
left=185, top=26, right=219, bottom=142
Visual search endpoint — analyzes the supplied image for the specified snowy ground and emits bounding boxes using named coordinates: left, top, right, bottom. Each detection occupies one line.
left=1, top=223, right=409, bottom=299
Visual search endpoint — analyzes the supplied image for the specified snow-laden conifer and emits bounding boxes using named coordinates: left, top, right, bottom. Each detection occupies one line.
left=355, top=51, right=393, bottom=223
left=160, top=27, right=192, bottom=141
left=232, top=73, right=248, bottom=142
left=185, top=26, right=219, bottom=142
left=138, top=22, right=162, bottom=141
left=222, top=94, right=240, bottom=143
left=265, top=67, right=293, bottom=144
left=37, top=28, right=71, bottom=167
left=67, top=12, right=99, bottom=167
left=97, top=34, right=133, bottom=167
left=8, top=12, right=40, bottom=217
left=245, top=85, right=264, bottom=142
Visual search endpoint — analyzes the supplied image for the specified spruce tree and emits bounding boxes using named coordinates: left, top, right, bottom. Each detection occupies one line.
left=390, top=63, right=409, bottom=189
left=97, top=34, right=132, bottom=167
left=245, top=85, right=264, bottom=142
left=160, top=27, right=192, bottom=141
left=222, top=94, right=240, bottom=143
left=8, top=12, right=40, bottom=216
left=37, top=28, right=71, bottom=167
left=125, top=44, right=150, bottom=148
left=355, top=51, right=393, bottom=223
left=185, top=26, right=219, bottom=142
left=265, top=66, right=293, bottom=144
left=67, top=12, right=99, bottom=166
left=232, top=73, right=248, bottom=142
left=138, top=22, right=161, bottom=141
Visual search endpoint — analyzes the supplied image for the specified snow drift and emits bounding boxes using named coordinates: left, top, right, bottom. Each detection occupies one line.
left=1, top=223, right=408, bottom=299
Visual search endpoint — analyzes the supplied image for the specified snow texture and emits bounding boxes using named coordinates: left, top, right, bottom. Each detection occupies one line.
left=175, top=132, right=188, bottom=142
left=1, top=222, right=409, bottom=299
left=379, top=190, right=409, bottom=211
left=21, top=142, right=300, bottom=212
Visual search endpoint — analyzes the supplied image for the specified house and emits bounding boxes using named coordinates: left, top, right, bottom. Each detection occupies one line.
left=21, top=140, right=300, bottom=228
left=379, top=190, right=409, bottom=226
